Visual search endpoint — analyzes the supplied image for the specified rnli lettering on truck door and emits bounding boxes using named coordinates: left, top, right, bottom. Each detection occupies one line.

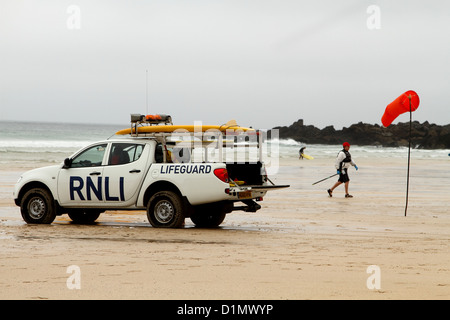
left=69, top=176, right=125, bottom=201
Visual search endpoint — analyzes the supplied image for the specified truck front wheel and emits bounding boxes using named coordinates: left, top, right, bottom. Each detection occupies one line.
left=20, top=188, right=56, bottom=224
left=147, top=191, right=185, bottom=228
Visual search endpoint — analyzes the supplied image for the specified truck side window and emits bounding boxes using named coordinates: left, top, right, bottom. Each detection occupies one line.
left=155, top=143, right=163, bottom=163
left=71, top=144, right=107, bottom=168
left=109, top=143, right=144, bottom=165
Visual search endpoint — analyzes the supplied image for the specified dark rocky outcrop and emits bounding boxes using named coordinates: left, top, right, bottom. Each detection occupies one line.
left=271, top=119, right=450, bottom=149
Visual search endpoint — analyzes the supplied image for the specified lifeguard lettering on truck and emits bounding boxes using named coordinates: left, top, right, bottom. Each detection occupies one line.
left=13, top=115, right=289, bottom=228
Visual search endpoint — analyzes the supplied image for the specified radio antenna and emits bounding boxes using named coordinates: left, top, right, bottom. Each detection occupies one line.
left=146, top=69, right=149, bottom=115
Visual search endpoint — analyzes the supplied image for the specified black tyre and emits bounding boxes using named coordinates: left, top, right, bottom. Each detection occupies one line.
left=190, top=202, right=230, bottom=228
left=68, top=209, right=102, bottom=224
left=20, top=188, right=56, bottom=224
left=190, top=211, right=226, bottom=228
left=147, top=191, right=185, bottom=228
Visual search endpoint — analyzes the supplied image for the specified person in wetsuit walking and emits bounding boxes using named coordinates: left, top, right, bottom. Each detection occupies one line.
left=327, top=142, right=358, bottom=198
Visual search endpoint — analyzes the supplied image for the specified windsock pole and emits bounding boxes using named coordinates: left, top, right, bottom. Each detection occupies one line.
left=405, top=96, right=412, bottom=217
left=382, top=90, right=419, bottom=216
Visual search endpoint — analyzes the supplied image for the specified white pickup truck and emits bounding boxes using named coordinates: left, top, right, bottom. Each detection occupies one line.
left=14, top=116, right=288, bottom=228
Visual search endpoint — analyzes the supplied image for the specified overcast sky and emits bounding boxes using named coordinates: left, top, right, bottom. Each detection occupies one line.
left=1, top=0, right=449, bottom=129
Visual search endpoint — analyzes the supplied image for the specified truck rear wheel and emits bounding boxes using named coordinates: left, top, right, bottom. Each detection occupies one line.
left=20, top=188, right=56, bottom=224
left=68, top=209, right=102, bottom=224
left=190, top=211, right=226, bottom=228
left=190, top=202, right=230, bottom=227
left=147, top=191, right=185, bottom=228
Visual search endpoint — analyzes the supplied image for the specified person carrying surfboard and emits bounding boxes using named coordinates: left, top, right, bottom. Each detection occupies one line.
left=327, top=142, right=358, bottom=198
left=298, top=146, right=314, bottom=160
left=299, top=146, right=306, bottom=160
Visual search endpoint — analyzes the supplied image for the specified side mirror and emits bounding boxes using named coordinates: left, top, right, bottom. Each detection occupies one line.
left=63, top=158, right=72, bottom=169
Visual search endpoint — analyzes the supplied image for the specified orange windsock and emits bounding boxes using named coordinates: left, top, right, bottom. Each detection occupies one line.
left=381, top=90, right=420, bottom=127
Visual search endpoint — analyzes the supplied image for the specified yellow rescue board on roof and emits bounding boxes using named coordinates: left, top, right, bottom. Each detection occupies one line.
left=116, top=125, right=255, bottom=135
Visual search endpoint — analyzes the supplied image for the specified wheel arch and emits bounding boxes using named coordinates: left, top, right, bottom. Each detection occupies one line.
left=143, top=180, right=183, bottom=207
left=17, top=181, right=54, bottom=204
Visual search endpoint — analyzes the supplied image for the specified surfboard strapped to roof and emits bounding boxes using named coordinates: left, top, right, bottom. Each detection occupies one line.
left=116, top=114, right=256, bottom=136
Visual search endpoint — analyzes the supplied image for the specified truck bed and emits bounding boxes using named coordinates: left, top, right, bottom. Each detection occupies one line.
left=226, top=162, right=264, bottom=186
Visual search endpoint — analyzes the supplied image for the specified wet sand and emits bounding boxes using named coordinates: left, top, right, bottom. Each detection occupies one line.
left=0, top=157, right=449, bottom=299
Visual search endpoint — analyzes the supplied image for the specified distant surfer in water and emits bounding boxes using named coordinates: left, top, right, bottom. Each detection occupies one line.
left=299, top=146, right=306, bottom=160
left=327, top=142, right=358, bottom=198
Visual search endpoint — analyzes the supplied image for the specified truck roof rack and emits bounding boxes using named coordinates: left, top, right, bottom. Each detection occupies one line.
left=123, top=114, right=265, bottom=164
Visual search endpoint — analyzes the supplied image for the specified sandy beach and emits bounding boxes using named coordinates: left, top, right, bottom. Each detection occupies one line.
left=0, top=157, right=449, bottom=300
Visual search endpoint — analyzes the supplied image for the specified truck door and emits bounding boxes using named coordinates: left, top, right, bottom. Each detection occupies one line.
left=57, top=143, right=107, bottom=206
left=102, top=142, right=148, bottom=206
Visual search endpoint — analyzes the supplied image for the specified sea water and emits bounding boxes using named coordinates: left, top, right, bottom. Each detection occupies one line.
left=1, top=121, right=449, bottom=168
left=270, top=138, right=450, bottom=160
left=0, top=121, right=124, bottom=167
